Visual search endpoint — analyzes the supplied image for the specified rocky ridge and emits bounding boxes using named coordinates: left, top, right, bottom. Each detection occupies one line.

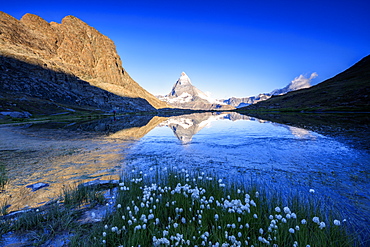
left=239, top=55, right=370, bottom=112
left=0, top=12, right=169, bottom=115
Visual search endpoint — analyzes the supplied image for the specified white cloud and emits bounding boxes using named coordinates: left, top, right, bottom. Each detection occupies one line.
left=289, top=72, right=318, bottom=91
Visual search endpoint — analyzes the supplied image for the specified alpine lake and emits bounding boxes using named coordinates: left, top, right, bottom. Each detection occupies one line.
left=0, top=112, right=369, bottom=244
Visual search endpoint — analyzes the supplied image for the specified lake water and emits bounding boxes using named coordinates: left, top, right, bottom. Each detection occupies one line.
left=0, top=112, right=369, bottom=237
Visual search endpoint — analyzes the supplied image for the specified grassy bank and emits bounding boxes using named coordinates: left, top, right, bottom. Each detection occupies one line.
left=0, top=168, right=362, bottom=246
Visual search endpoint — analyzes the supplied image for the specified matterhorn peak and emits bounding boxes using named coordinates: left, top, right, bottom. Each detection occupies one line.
left=177, top=72, right=192, bottom=85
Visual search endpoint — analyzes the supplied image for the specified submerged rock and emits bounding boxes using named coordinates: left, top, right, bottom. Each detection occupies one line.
left=26, top=182, right=49, bottom=191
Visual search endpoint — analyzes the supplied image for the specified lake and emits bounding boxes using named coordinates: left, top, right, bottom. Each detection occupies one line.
left=0, top=112, right=369, bottom=237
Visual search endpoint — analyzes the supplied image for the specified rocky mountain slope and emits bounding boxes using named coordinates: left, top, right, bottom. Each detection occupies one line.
left=157, top=72, right=234, bottom=110
left=0, top=12, right=169, bottom=117
left=238, top=55, right=370, bottom=112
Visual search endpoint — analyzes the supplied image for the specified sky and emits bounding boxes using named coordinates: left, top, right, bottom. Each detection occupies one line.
left=2, top=0, right=370, bottom=99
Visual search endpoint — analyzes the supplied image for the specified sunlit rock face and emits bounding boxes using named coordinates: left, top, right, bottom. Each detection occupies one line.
left=0, top=12, right=169, bottom=112
left=157, top=72, right=234, bottom=110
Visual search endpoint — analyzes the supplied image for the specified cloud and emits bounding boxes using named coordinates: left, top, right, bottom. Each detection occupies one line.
left=289, top=72, right=318, bottom=91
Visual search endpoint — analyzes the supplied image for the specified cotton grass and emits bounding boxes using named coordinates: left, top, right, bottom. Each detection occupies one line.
left=98, top=168, right=355, bottom=246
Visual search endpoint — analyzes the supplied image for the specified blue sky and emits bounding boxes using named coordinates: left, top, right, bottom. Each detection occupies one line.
left=3, top=0, right=370, bottom=98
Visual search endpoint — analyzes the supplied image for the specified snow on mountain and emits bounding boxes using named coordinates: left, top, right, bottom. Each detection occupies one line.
left=223, top=73, right=318, bottom=108
left=157, top=72, right=234, bottom=110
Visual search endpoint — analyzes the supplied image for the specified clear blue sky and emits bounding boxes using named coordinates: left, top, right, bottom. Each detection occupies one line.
left=2, top=0, right=370, bottom=99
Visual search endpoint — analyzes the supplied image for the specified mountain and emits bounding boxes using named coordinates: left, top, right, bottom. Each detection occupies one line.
left=238, top=55, right=370, bottom=112
left=223, top=73, right=317, bottom=108
left=157, top=72, right=234, bottom=110
left=0, top=12, right=169, bottom=118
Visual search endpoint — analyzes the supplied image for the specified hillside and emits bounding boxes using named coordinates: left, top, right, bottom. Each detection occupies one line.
left=238, top=55, right=370, bottom=112
left=0, top=12, right=169, bottom=118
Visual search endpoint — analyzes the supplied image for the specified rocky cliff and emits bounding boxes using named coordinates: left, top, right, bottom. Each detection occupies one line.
left=158, top=72, right=234, bottom=110
left=0, top=12, right=169, bottom=115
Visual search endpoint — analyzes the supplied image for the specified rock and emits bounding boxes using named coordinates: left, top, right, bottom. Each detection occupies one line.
left=0, top=111, right=32, bottom=118
left=26, top=182, right=49, bottom=191
left=0, top=11, right=169, bottom=113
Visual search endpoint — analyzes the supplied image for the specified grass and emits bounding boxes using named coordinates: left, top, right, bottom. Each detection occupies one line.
left=96, top=168, right=357, bottom=246
left=0, top=164, right=8, bottom=191
left=0, top=168, right=362, bottom=246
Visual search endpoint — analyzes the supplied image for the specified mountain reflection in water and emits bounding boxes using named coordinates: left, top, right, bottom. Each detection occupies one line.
left=0, top=115, right=167, bottom=212
left=0, top=112, right=369, bottom=238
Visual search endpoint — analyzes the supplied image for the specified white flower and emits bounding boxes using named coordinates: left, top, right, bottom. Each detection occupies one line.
left=253, top=214, right=258, bottom=218
left=334, top=220, right=341, bottom=226
left=102, top=232, right=107, bottom=237
left=295, top=225, right=300, bottom=231
left=104, top=225, right=108, bottom=229
left=312, top=217, right=320, bottom=224
left=301, top=219, right=307, bottom=224
left=259, top=228, right=263, bottom=234
left=319, top=222, right=326, bottom=229
left=174, top=223, right=178, bottom=228
left=214, top=214, right=219, bottom=220
left=309, top=189, right=315, bottom=193
left=289, top=228, right=295, bottom=233
left=238, top=232, right=242, bottom=237
left=182, top=217, right=186, bottom=223
left=117, top=204, right=121, bottom=209
left=275, top=207, right=281, bottom=213
left=283, top=207, right=291, bottom=214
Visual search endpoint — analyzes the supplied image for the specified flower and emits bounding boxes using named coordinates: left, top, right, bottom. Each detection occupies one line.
left=309, top=189, right=315, bottom=193
left=312, top=217, right=320, bottom=224
left=289, top=228, right=295, bottom=233
left=283, top=207, right=291, bottom=214
left=102, top=232, right=106, bottom=237
left=275, top=207, right=281, bottom=213
left=301, top=219, right=307, bottom=224
left=334, top=220, right=341, bottom=226
left=319, top=222, right=326, bottom=229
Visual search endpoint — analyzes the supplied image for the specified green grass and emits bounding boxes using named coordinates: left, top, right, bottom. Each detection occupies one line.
left=95, top=168, right=357, bottom=246
left=0, top=168, right=362, bottom=246
left=0, top=164, right=8, bottom=191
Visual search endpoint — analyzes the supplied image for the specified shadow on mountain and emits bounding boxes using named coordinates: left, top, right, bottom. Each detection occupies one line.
left=241, top=112, right=370, bottom=150
left=0, top=55, right=155, bottom=115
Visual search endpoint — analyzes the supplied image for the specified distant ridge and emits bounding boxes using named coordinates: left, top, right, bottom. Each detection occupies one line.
left=223, top=73, right=317, bottom=108
left=0, top=11, right=169, bottom=117
left=238, top=55, right=370, bottom=112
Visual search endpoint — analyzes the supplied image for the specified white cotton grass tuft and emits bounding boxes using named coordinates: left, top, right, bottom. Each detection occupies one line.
left=99, top=168, right=354, bottom=246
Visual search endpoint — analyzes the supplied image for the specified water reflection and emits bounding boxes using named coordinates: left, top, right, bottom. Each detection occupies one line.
left=160, top=112, right=314, bottom=144
left=0, top=112, right=369, bottom=238
left=0, top=115, right=167, bottom=212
